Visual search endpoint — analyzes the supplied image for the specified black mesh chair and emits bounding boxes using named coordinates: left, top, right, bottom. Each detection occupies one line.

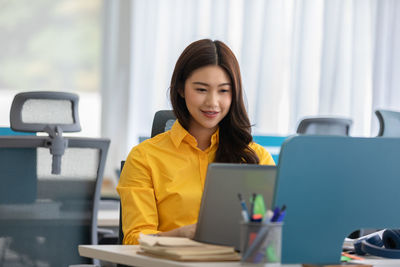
left=375, top=109, right=400, bottom=137
left=296, top=117, right=353, bottom=136
left=150, top=110, right=176, bottom=137
left=0, top=92, right=109, bottom=267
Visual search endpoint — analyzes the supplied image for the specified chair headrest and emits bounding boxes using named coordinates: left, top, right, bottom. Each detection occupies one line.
left=10, top=91, right=81, bottom=133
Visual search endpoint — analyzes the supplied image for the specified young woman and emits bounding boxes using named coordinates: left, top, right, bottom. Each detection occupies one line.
left=117, top=39, right=275, bottom=245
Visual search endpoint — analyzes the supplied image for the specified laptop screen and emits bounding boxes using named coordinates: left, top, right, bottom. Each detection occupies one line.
left=194, top=163, right=277, bottom=250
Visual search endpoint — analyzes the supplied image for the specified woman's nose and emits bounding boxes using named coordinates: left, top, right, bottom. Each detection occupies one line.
left=204, top=92, right=218, bottom=107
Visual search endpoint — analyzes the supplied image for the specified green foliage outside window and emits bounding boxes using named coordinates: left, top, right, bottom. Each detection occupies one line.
left=0, top=0, right=101, bottom=92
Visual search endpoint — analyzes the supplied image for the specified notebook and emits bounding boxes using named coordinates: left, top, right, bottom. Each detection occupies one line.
left=193, top=163, right=277, bottom=251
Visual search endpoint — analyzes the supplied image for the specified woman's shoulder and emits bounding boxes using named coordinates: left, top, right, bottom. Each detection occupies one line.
left=248, top=141, right=268, bottom=154
left=249, top=142, right=276, bottom=165
left=131, top=131, right=172, bottom=154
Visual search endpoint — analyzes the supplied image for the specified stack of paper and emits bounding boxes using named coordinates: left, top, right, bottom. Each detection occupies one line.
left=138, top=234, right=240, bottom=261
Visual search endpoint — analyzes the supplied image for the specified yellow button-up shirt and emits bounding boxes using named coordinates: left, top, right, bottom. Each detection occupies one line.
left=117, top=121, right=275, bottom=244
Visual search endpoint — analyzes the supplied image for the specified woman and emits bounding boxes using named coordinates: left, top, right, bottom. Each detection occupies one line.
left=117, top=39, right=275, bottom=245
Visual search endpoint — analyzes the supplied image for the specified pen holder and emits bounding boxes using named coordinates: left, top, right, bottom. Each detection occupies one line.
left=240, top=222, right=283, bottom=264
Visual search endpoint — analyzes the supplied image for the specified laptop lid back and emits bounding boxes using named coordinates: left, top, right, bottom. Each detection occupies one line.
left=194, top=163, right=276, bottom=250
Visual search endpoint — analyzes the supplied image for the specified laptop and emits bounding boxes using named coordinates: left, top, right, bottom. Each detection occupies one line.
left=193, top=163, right=277, bottom=251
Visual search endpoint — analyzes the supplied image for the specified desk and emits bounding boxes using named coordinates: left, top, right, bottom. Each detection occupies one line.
left=79, top=245, right=292, bottom=267
left=79, top=245, right=400, bottom=267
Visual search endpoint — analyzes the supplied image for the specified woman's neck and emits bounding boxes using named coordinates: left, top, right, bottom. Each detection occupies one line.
left=188, top=124, right=217, bottom=151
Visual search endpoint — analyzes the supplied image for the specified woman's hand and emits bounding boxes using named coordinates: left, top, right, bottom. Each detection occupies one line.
left=177, top=223, right=197, bottom=238
left=158, top=223, right=197, bottom=239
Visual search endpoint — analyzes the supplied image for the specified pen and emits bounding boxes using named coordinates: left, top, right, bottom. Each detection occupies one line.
left=341, top=252, right=364, bottom=260
left=276, top=211, right=286, bottom=222
left=249, top=193, right=256, bottom=221
left=276, top=205, right=286, bottom=222
left=270, top=205, right=286, bottom=222
left=237, top=193, right=249, bottom=222
left=263, top=209, right=274, bottom=222
left=270, top=206, right=281, bottom=222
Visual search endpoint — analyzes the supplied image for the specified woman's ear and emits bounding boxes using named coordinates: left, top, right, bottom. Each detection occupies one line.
left=179, top=89, right=185, bottom=98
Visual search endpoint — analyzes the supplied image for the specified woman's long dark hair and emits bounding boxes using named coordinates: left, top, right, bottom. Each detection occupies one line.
left=170, top=39, right=259, bottom=164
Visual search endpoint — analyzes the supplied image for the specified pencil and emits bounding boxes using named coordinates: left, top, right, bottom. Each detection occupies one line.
left=341, top=251, right=364, bottom=260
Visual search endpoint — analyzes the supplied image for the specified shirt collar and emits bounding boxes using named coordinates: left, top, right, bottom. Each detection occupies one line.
left=170, top=120, right=219, bottom=149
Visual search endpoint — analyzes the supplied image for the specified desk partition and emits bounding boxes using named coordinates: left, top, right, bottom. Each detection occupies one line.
left=274, top=135, right=400, bottom=264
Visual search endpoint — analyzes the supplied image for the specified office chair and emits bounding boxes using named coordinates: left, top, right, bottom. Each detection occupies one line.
left=375, top=109, right=400, bottom=137
left=0, top=91, right=109, bottom=267
left=150, top=110, right=176, bottom=137
left=296, top=117, right=353, bottom=136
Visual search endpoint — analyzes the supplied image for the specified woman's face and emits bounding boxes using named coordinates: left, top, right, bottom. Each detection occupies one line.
left=183, top=65, right=232, bottom=134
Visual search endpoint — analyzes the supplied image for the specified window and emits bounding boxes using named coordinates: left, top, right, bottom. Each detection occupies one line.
left=0, top=0, right=102, bottom=137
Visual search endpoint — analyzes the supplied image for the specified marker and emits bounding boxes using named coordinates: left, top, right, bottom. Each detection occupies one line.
left=253, top=194, right=266, bottom=220
left=237, top=193, right=249, bottom=222
left=251, top=214, right=263, bottom=222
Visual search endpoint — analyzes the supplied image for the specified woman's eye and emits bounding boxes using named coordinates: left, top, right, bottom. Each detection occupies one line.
left=196, top=88, right=207, bottom=92
left=220, top=89, right=230, bottom=93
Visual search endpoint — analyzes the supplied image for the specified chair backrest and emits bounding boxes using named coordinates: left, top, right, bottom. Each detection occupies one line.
left=150, top=110, right=176, bottom=138
left=375, top=109, right=400, bottom=137
left=296, top=117, right=352, bottom=136
left=0, top=91, right=110, bottom=266
left=0, top=136, right=109, bottom=266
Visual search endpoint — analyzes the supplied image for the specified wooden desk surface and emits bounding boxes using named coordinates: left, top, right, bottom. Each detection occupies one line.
left=79, top=245, right=292, bottom=267
left=79, top=245, right=400, bottom=267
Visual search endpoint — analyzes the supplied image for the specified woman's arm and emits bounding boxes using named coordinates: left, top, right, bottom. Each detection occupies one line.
left=158, top=223, right=197, bottom=239
left=117, top=147, right=160, bottom=244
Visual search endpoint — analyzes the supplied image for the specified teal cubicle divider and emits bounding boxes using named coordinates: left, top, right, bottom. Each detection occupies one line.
left=253, top=135, right=287, bottom=163
left=0, top=127, right=34, bottom=136
left=274, top=135, right=400, bottom=264
left=0, top=127, right=36, bottom=204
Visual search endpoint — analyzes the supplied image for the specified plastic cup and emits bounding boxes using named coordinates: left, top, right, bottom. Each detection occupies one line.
left=240, top=222, right=282, bottom=264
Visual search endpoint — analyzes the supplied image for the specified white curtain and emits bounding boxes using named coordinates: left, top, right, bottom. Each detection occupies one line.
left=372, top=0, right=400, bottom=131
left=101, top=0, right=400, bottom=177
